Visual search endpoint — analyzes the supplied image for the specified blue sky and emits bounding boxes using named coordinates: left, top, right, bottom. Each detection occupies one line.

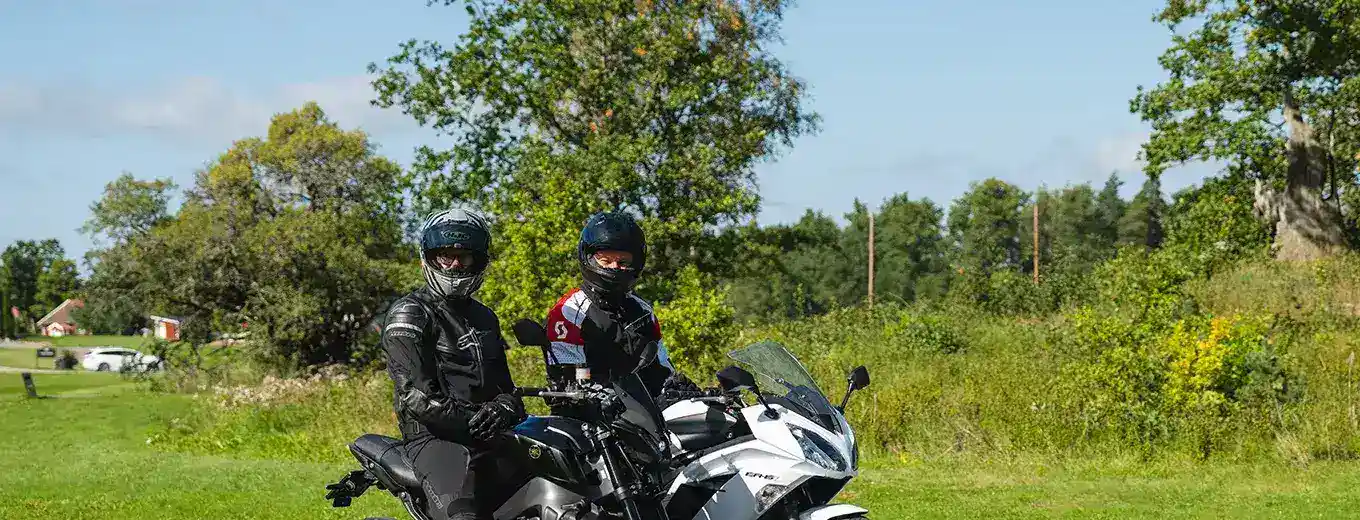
left=0, top=0, right=1212, bottom=263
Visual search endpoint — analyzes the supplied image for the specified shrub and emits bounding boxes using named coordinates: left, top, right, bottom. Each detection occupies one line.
left=889, top=312, right=968, bottom=354
left=654, top=266, right=738, bottom=379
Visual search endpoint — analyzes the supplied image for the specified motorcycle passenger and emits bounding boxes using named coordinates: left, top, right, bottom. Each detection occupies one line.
left=382, top=208, right=526, bottom=520
left=543, top=211, right=697, bottom=416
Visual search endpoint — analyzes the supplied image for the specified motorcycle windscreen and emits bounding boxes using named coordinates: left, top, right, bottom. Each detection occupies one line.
left=609, top=373, right=668, bottom=459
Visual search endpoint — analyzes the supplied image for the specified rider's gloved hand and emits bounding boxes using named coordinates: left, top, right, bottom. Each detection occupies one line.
left=579, top=380, right=624, bottom=418
left=469, top=393, right=522, bottom=441
left=661, top=372, right=701, bottom=400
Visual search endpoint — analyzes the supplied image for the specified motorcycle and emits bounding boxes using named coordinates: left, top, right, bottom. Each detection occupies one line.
left=324, top=319, right=675, bottom=520
left=658, top=340, right=871, bottom=520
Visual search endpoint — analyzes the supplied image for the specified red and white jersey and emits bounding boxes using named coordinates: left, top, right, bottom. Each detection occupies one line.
left=544, top=288, right=671, bottom=371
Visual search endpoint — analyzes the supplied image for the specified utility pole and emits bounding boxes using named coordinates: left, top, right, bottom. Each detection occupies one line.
left=867, top=212, right=875, bottom=308
left=1032, top=202, right=1039, bottom=284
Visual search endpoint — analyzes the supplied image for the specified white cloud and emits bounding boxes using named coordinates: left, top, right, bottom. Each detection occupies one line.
left=0, top=75, right=421, bottom=144
left=1093, top=131, right=1148, bottom=175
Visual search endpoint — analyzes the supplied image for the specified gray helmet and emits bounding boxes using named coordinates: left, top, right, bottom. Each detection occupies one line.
left=418, top=208, right=492, bottom=300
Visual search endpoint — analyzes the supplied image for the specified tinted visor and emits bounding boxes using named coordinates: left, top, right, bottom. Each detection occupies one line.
left=421, top=221, right=489, bottom=274
left=424, top=247, right=482, bottom=274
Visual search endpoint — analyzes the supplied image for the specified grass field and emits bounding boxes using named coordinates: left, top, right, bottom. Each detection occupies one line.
left=2, top=386, right=1359, bottom=519
left=0, top=372, right=130, bottom=398
left=20, top=334, right=150, bottom=348
left=0, top=347, right=59, bottom=369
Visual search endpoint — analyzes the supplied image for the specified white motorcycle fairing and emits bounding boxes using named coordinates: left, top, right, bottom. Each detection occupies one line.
left=663, top=402, right=858, bottom=519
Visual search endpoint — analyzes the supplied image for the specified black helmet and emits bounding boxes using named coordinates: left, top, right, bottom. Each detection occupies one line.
left=419, top=208, right=492, bottom=299
left=577, top=211, right=646, bottom=306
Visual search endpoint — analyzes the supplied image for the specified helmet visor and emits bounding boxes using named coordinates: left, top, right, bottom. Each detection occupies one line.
left=590, top=250, right=637, bottom=270
left=425, top=247, right=482, bottom=274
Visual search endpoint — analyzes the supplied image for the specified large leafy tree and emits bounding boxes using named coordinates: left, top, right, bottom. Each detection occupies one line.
left=34, top=258, right=80, bottom=315
left=1, top=239, right=66, bottom=326
left=370, top=0, right=819, bottom=323
left=80, top=173, right=177, bottom=246
left=75, top=174, right=179, bottom=335
left=1132, top=0, right=1360, bottom=260
left=175, top=102, right=414, bottom=365
left=82, top=103, right=415, bottom=367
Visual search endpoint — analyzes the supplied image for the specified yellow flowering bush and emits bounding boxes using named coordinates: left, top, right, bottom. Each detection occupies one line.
left=1162, top=314, right=1270, bottom=414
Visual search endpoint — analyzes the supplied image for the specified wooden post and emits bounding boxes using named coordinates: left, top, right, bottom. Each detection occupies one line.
left=1032, top=202, right=1039, bottom=284
left=867, top=212, right=875, bottom=308
left=21, top=372, right=37, bottom=399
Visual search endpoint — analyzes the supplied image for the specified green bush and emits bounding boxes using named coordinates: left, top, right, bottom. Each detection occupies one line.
left=655, top=266, right=738, bottom=379
left=888, top=312, right=969, bottom=354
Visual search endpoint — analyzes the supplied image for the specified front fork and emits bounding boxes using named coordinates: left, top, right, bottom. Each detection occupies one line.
left=598, top=436, right=669, bottom=520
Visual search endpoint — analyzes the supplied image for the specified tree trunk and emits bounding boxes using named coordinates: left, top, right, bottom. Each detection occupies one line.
left=1271, top=88, right=1347, bottom=261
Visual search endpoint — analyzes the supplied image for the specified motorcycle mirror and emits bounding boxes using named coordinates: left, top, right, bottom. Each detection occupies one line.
left=717, top=365, right=779, bottom=419
left=716, top=365, right=757, bottom=393
left=632, top=341, right=660, bottom=374
left=849, top=365, right=870, bottom=391
left=839, top=365, right=871, bottom=412
left=512, top=318, right=550, bottom=348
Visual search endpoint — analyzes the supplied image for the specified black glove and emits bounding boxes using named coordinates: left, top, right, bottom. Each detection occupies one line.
left=469, top=394, right=522, bottom=441
left=579, top=381, right=624, bottom=418
left=662, top=372, right=701, bottom=395
left=659, top=373, right=702, bottom=406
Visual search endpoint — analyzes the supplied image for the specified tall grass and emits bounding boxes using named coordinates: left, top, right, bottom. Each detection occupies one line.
left=146, top=256, right=1360, bottom=469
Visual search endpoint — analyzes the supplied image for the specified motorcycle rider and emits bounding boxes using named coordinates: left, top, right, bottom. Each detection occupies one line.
left=543, top=211, right=699, bottom=416
left=382, top=208, right=526, bottom=520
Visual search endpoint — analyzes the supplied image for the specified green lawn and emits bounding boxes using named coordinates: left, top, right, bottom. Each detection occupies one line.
left=23, top=334, right=150, bottom=348
left=1, top=390, right=1358, bottom=519
left=0, top=372, right=130, bottom=398
left=0, top=347, right=59, bottom=369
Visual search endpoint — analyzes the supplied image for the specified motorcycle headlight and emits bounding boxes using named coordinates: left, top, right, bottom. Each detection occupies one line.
left=787, top=425, right=847, bottom=472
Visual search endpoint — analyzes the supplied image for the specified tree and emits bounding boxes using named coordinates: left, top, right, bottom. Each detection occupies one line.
left=946, top=179, right=1029, bottom=305
left=1, top=288, right=13, bottom=338
left=725, top=210, right=845, bottom=323
left=1119, top=174, right=1166, bottom=250
left=76, top=174, right=180, bottom=336
left=34, top=258, right=80, bottom=316
left=80, top=173, right=177, bottom=245
left=1023, top=183, right=1120, bottom=274
left=164, top=102, right=415, bottom=366
left=1095, top=172, right=1127, bottom=246
left=1131, top=1, right=1360, bottom=260
left=1, top=239, right=65, bottom=327
left=948, top=179, right=1026, bottom=266
left=77, top=103, right=415, bottom=368
left=1164, top=176, right=1272, bottom=271
left=370, top=0, right=819, bottom=323
left=840, top=195, right=947, bottom=306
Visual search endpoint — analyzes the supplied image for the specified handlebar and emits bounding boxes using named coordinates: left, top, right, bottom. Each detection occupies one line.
left=664, top=388, right=729, bottom=400
left=515, top=387, right=588, bottom=400
left=518, top=386, right=730, bottom=402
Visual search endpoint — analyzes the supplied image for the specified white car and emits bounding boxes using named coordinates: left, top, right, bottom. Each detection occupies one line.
left=82, top=347, right=161, bottom=372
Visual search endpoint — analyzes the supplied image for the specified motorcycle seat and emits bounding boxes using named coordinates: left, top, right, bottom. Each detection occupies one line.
left=349, top=434, right=420, bottom=490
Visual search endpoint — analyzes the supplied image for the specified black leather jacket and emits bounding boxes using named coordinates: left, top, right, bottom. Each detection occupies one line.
left=382, top=288, right=525, bottom=443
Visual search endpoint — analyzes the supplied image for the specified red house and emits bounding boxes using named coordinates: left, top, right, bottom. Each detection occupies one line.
left=36, top=299, right=84, bottom=337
